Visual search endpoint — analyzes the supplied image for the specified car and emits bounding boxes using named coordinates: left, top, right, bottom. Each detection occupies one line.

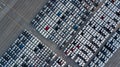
left=88, top=61, right=95, bottom=67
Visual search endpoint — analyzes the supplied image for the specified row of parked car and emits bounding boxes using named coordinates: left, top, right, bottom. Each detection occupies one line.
left=64, top=38, right=95, bottom=67
left=31, top=0, right=103, bottom=47
left=0, top=30, right=70, bottom=67
left=63, top=27, right=120, bottom=67
left=94, top=1, right=120, bottom=27
left=87, top=28, right=120, bottom=67
left=63, top=0, right=120, bottom=66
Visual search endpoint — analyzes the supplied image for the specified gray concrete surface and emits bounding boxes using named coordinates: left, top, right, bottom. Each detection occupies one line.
left=0, top=15, right=22, bottom=56
left=0, top=0, right=120, bottom=67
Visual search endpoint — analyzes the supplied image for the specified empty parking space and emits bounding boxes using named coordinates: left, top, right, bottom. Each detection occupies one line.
left=12, top=0, right=49, bottom=22
left=0, top=15, right=23, bottom=56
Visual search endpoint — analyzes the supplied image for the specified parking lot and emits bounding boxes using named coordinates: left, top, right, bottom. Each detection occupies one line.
left=0, top=30, right=71, bottom=67
left=0, top=0, right=120, bottom=67
left=0, top=0, right=79, bottom=67
left=31, top=0, right=120, bottom=67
